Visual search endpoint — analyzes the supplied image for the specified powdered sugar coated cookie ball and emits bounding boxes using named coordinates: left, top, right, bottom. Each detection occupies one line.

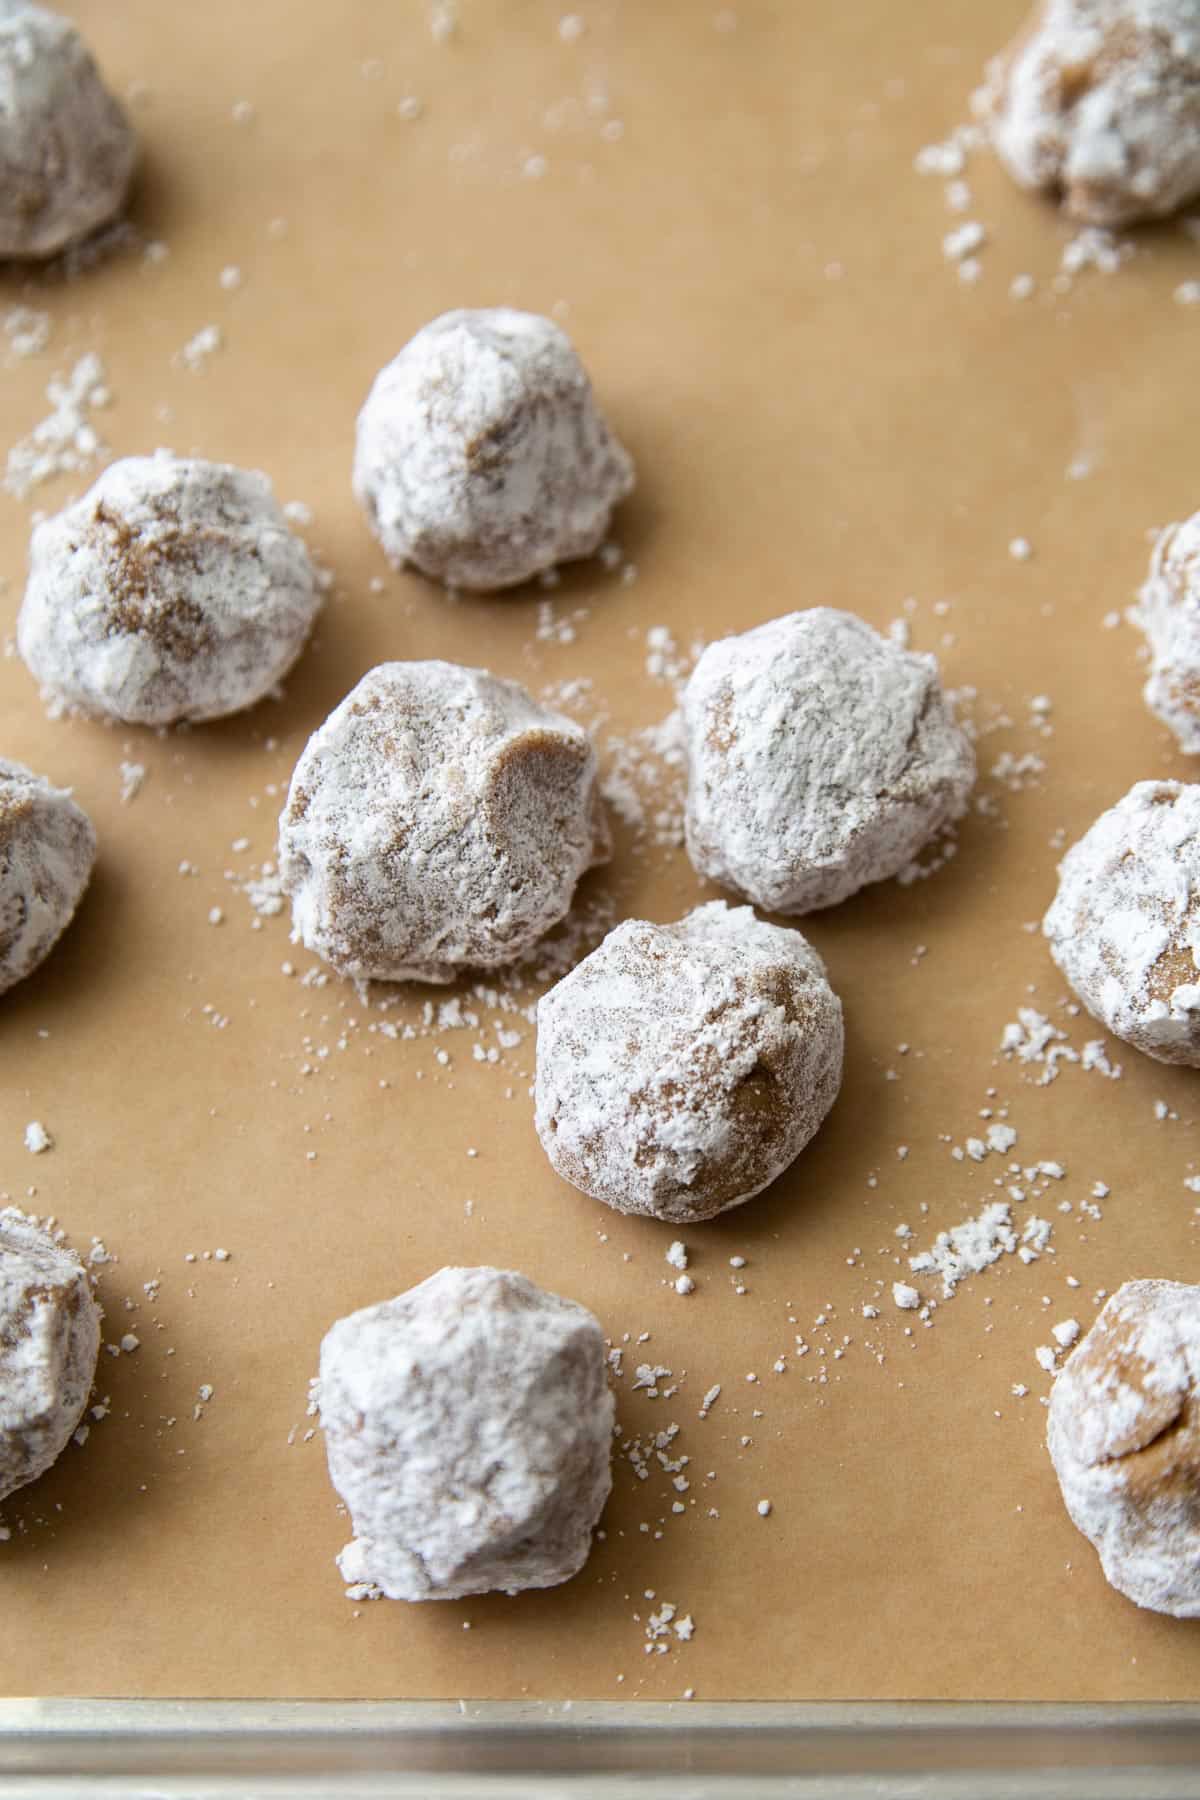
left=0, top=2, right=136, bottom=258
left=18, top=454, right=322, bottom=727
left=1044, top=780, right=1200, bottom=1065
left=318, top=1266, right=614, bottom=1601
left=535, top=901, right=844, bottom=1223
left=979, top=0, right=1200, bottom=227
left=353, top=308, right=634, bottom=591
left=1137, top=513, right=1200, bottom=753
left=1048, top=1279, right=1200, bottom=1616
left=279, top=660, right=609, bottom=984
left=682, top=609, right=975, bottom=915
left=0, top=757, right=95, bottom=998
left=0, top=1208, right=100, bottom=1502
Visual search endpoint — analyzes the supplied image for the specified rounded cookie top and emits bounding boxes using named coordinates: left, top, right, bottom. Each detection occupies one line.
left=1043, top=779, right=1200, bottom=1065
left=0, top=1, right=136, bottom=258
left=18, top=454, right=322, bottom=727
left=318, top=1265, right=614, bottom=1602
left=0, top=756, right=95, bottom=998
left=278, top=660, right=610, bottom=984
left=682, top=608, right=975, bottom=914
left=979, top=0, right=1200, bottom=227
left=0, top=1207, right=100, bottom=1502
left=1137, top=513, right=1200, bottom=754
left=353, top=307, right=634, bottom=592
left=1048, top=1278, right=1200, bottom=1616
left=534, top=900, right=845, bottom=1223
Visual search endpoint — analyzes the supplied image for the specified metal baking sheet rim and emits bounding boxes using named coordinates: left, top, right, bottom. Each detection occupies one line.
left=3, top=1701, right=1200, bottom=1798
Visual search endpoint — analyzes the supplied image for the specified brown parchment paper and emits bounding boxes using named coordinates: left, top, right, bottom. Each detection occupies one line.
left=3, top=0, right=1200, bottom=1703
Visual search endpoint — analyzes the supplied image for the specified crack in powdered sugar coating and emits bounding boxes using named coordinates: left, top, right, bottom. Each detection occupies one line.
left=18, top=454, right=322, bottom=727
left=0, top=756, right=95, bottom=997
left=534, top=901, right=844, bottom=1223
left=1043, top=780, right=1200, bottom=1065
left=1136, top=514, right=1200, bottom=753
left=317, top=1266, right=614, bottom=1602
left=0, top=2, right=135, bottom=259
left=681, top=609, right=975, bottom=915
left=0, top=1208, right=100, bottom=1502
left=278, top=660, right=610, bottom=984
left=352, top=308, right=634, bottom=592
left=1048, top=1279, right=1200, bottom=1616
left=979, top=0, right=1200, bottom=227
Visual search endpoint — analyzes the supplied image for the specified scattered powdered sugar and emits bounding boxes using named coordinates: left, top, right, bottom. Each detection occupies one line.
left=3, top=353, right=110, bottom=498
left=176, top=325, right=223, bottom=373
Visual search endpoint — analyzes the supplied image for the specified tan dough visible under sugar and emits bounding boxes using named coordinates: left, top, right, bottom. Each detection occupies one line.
left=317, top=1266, right=614, bottom=1601
left=0, top=756, right=95, bottom=997
left=682, top=608, right=975, bottom=914
left=1043, top=779, right=1200, bottom=1065
left=353, top=308, right=634, bottom=592
left=1136, top=513, right=1200, bottom=753
left=979, top=0, right=1200, bottom=227
left=534, top=901, right=844, bottom=1223
left=1048, top=1279, right=1200, bottom=1616
left=0, top=1, right=135, bottom=258
left=18, top=453, right=322, bottom=727
left=0, top=1208, right=100, bottom=1502
left=278, top=660, right=610, bottom=984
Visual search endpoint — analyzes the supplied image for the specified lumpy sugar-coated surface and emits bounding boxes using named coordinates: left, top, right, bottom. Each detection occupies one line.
left=682, top=608, right=975, bottom=915
left=278, top=660, right=610, bottom=984
left=318, top=1266, right=614, bottom=1602
left=353, top=308, right=634, bottom=592
left=0, top=756, right=95, bottom=998
left=534, top=901, right=844, bottom=1224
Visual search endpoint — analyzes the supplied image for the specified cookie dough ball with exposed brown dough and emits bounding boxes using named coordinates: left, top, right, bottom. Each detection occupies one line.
left=278, top=660, right=610, bottom=984
left=1137, top=512, right=1200, bottom=753
left=0, top=757, right=95, bottom=998
left=318, top=1266, right=614, bottom=1601
left=682, top=609, right=975, bottom=915
left=0, top=1, right=136, bottom=259
left=534, top=901, right=844, bottom=1223
left=1043, top=780, right=1200, bottom=1065
left=979, top=0, right=1200, bottom=227
left=18, top=454, right=322, bottom=727
left=0, top=1209, right=100, bottom=1502
left=353, top=308, right=635, bottom=591
left=1048, top=1279, right=1200, bottom=1616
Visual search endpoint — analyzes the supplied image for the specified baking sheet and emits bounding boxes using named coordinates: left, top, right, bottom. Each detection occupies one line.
left=2, top=0, right=1200, bottom=1704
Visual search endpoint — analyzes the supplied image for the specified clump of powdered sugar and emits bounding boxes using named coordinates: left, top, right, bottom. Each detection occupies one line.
left=682, top=609, right=976, bottom=913
left=1049, top=1278, right=1200, bottom=1615
left=353, top=308, right=634, bottom=591
left=535, top=901, right=844, bottom=1223
left=977, top=0, right=1200, bottom=228
left=3, top=352, right=110, bottom=498
left=999, top=1006, right=1123, bottom=1084
left=1043, top=780, right=1200, bottom=1066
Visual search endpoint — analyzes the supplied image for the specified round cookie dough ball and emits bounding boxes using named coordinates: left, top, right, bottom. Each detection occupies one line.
left=19, top=455, right=321, bottom=727
left=352, top=308, right=635, bottom=591
left=1043, top=780, right=1200, bottom=1065
left=0, top=1209, right=100, bottom=1502
left=0, top=756, right=95, bottom=998
left=978, top=0, right=1200, bottom=227
left=0, top=2, right=136, bottom=259
left=1137, top=513, right=1200, bottom=753
left=534, top=900, right=844, bottom=1223
left=318, top=1266, right=614, bottom=1602
left=1048, top=1279, right=1200, bottom=1616
left=682, top=609, right=975, bottom=915
left=278, top=660, right=610, bottom=984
